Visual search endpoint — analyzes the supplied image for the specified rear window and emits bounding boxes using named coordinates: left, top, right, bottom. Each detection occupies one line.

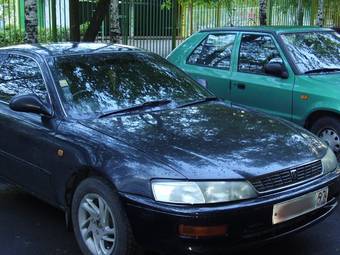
left=187, top=34, right=235, bottom=70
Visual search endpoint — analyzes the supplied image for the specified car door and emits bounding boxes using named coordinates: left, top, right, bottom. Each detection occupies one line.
left=0, top=53, right=57, bottom=200
left=230, top=33, right=294, bottom=120
left=182, top=33, right=237, bottom=100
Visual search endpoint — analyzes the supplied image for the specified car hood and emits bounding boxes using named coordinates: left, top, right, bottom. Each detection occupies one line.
left=298, top=73, right=340, bottom=96
left=305, top=73, right=340, bottom=84
left=80, top=102, right=327, bottom=180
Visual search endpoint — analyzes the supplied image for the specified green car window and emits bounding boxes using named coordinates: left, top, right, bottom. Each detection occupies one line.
left=238, top=34, right=282, bottom=75
left=280, top=32, right=340, bottom=74
left=187, top=34, right=235, bottom=70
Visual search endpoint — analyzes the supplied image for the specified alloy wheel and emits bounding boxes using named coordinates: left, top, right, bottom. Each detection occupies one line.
left=78, top=193, right=117, bottom=255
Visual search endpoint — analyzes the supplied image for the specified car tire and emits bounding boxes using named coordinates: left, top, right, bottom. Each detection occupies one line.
left=72, top=177, right=141, bottom=255
left=310, top=116, right=340, bottom=161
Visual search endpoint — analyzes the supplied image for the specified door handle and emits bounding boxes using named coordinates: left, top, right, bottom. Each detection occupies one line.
left=237, top=83, right=246, bottom=90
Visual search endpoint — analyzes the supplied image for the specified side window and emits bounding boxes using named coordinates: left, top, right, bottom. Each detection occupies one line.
left=238, top=34, right=282, bottom=75
left=187, top=33, right=235, bottom=70
left=0, top=54, right=48, bottom=103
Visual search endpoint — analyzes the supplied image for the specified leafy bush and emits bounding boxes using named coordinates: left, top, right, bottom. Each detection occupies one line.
left=0, top=23, right=96, bottom=46
left=38, top=27, right=70, bottom=43
left=0, top=26, right=24, bottom=47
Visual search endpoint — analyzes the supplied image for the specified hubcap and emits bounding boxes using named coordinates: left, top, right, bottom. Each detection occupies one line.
left=319, top=128, right=340, bottom=160
left=78, top=193, right=116, bottom=255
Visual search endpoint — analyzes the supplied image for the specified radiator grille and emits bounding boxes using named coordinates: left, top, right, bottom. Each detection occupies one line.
left=250, top=160, right=323, bottom=193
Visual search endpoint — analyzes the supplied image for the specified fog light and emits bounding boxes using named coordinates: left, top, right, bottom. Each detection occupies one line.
left=178, top=224, right=228, bottom=238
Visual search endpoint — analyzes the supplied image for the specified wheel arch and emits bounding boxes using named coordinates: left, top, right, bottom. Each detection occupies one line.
left=64, top=167, right=118, bottom=208
left=63, top=167, right=118, bottom=230
left=304, top=110, right=340, bottom=130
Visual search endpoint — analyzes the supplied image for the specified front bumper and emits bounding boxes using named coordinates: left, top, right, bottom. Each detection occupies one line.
left=120, top=172, right=340, bottom=254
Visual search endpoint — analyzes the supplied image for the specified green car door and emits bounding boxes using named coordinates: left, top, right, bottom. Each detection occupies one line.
left=169, top=32, right=237, bottom=100
left=230, top=33, right=295, bottom=120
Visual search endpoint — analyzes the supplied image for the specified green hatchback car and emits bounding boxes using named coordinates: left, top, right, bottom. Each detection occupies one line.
left=167, top=26, right=340, bottom=160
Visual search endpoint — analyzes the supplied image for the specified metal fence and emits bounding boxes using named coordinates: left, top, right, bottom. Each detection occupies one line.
left=118, top=0, right=340, bottom=56
left=0, top=0, right=339, bottom=56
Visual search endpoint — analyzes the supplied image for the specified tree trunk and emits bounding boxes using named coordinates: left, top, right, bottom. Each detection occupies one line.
left=109, top=0, right=121, bottom=43
left=69, top=0, right=80, bottom=42
left=316, top=0, right=324, bottom=26
left=83, top=0, right=110, bottom=42
left=259, top=0, right=267, bottom=26
left=24, top=0, right=38, bottom=43
left=297, top=0, right=304, bottom=25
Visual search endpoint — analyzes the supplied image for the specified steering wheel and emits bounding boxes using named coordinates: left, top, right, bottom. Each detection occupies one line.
left=72, top=90, right=92, bottom=100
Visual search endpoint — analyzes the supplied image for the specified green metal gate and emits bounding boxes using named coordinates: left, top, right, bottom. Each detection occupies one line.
left=119, top=0, right=181, bottom=57
left=119, top=0, right=340, bottom=56
left=0, top=0, right=339, bottom=55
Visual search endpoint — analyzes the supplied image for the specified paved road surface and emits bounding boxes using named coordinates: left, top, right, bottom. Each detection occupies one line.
left=0, top=183, right=339, bottom=255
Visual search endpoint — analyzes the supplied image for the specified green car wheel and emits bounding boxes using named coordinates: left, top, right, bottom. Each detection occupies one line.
left=310, top=116, right=340, bottom=162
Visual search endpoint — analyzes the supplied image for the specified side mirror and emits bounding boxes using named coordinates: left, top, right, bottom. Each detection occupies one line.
left=264, top=62, right=289, bottom=79
left=9, top=94, right=52, bottom=117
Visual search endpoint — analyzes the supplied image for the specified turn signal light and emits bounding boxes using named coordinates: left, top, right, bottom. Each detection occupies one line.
left=178, top=224, right=228, bottom=238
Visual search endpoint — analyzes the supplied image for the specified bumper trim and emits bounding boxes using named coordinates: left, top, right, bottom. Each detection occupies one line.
left=243, top=197, right=337, bottom=240
left=120, top=174, right=340, bottom=254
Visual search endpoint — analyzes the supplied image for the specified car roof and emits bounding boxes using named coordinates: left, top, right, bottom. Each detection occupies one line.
left=0, top=42, right=141, bottom=57
left=200, top=26, right=335, bottom=34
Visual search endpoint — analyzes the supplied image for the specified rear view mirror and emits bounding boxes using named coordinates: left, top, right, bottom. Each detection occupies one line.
left=264, top=62, right=289, bottom=79
left=9, top=94, right=52, bottom=117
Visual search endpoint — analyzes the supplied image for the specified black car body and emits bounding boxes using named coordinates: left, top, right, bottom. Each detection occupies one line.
left=0, top=43, right=339, bottom=255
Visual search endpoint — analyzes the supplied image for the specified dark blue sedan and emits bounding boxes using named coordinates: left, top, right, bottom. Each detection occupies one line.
left=0, top=43, right=339, bottom=255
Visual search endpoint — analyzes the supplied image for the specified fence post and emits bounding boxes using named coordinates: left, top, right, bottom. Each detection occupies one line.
left=18, top=0, right=25, bottom=32
left=189, top=0, right=193, bottom=35
left=51, top=0, right=57, bottom=41
left=216, top=2, right=221, bottom=28
left=121, top=0, right=129, bottom=45
left=268, top=0, right=273, bottom=25
left=69, top=0, right=80, bottom=41
left=171, top=0, right=178, bottom=50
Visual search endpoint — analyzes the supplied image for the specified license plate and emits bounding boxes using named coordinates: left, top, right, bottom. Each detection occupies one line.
left=272, top=187, right=328, bottom=225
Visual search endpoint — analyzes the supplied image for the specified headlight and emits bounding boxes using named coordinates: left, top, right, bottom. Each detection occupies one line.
left=322, top=147, right=338, bottom=174
left=152, top=181, right=257, bottom=204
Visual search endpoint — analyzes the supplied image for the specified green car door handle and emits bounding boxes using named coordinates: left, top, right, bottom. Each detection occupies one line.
left=237, top=84, right=246, bottom=90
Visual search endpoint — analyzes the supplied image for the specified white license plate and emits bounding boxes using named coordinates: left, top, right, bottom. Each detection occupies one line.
left=272, top=187, right=328, bottom=225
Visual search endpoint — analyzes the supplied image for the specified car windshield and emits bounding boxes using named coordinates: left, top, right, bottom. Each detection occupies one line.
left=49, top=52, right=211, bottom=118
left=280, top=31, right=340, bottom=74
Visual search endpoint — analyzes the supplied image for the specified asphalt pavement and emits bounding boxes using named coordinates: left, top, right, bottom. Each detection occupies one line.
left=0, top=182, right=339, bottom=255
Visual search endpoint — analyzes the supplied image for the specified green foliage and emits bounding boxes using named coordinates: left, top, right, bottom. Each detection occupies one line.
left=276, top=0, right=309, bottom=14
left=36, top=22, right=90, bottom=43
left=0, top=22, right=93, bottom=46
left=0, top=26, right=24, bottom=47
left=80, top=21, right=90, bottom=36
left=162, top=0, right=233, bottom=9
left=38, top=27, right=70, bottom=42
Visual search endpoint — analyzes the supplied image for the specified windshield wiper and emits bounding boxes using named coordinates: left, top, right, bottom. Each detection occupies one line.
left=304, top=68, right=340, bottom=74
left=98, top=99, right=172, bottom=118
left=177, top=96, right=219, bottom=108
